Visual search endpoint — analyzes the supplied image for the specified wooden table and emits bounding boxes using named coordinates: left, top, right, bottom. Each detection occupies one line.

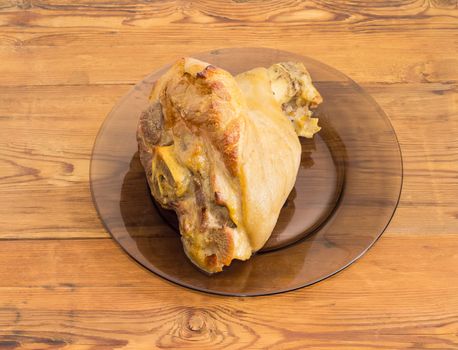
left=1, top=1, right=457, bottom=348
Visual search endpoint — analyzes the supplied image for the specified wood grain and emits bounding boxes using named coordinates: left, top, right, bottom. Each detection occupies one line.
left=1, top=83, right=456, bottom=239
left=0, top=0, right=457, bottom=348
left=0, top=0, right=457, bottom=86
left=0, top=236, right=457, bottom=349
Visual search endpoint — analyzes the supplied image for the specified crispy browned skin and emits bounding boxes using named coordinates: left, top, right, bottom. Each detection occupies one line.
left=137, top=58, right=250, bottom=273
left=137, top=58, right=322, bottom=273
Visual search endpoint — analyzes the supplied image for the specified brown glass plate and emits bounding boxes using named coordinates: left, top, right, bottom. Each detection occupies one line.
left=90, top=48, right=402, bottom=296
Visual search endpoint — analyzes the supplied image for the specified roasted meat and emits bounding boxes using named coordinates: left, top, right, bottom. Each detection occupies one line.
left=137, top=58, right=322, bottom=273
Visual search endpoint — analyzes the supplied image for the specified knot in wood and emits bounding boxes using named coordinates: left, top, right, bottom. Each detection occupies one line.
left=187, top=313, right=205, bottom=332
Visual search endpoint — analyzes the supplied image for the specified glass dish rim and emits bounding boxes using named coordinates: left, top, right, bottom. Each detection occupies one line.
left=90, top=47, right=404, bottom=297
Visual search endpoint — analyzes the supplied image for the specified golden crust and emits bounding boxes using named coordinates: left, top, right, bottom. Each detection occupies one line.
left=151, top=58, right=244, bottom=177
left=139, top=58, right=248, bottom=273
left=137, top=57, right=322, bottom=274
left=219, top=119, right=241, bottom=176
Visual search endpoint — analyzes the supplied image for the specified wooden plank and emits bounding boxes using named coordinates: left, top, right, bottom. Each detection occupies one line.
left=1, top=1, right=457, bottom=348
left=0, top=236, right=457, bottom=349
left=0, top=33, right=456, bottom=86
left=0, top=84, right=128, bottom=239
left=1, top=82, right=456, bottom=239
left=1, top=0, right=457, bottom=31
left=0, top=0, right=457, bottom=86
